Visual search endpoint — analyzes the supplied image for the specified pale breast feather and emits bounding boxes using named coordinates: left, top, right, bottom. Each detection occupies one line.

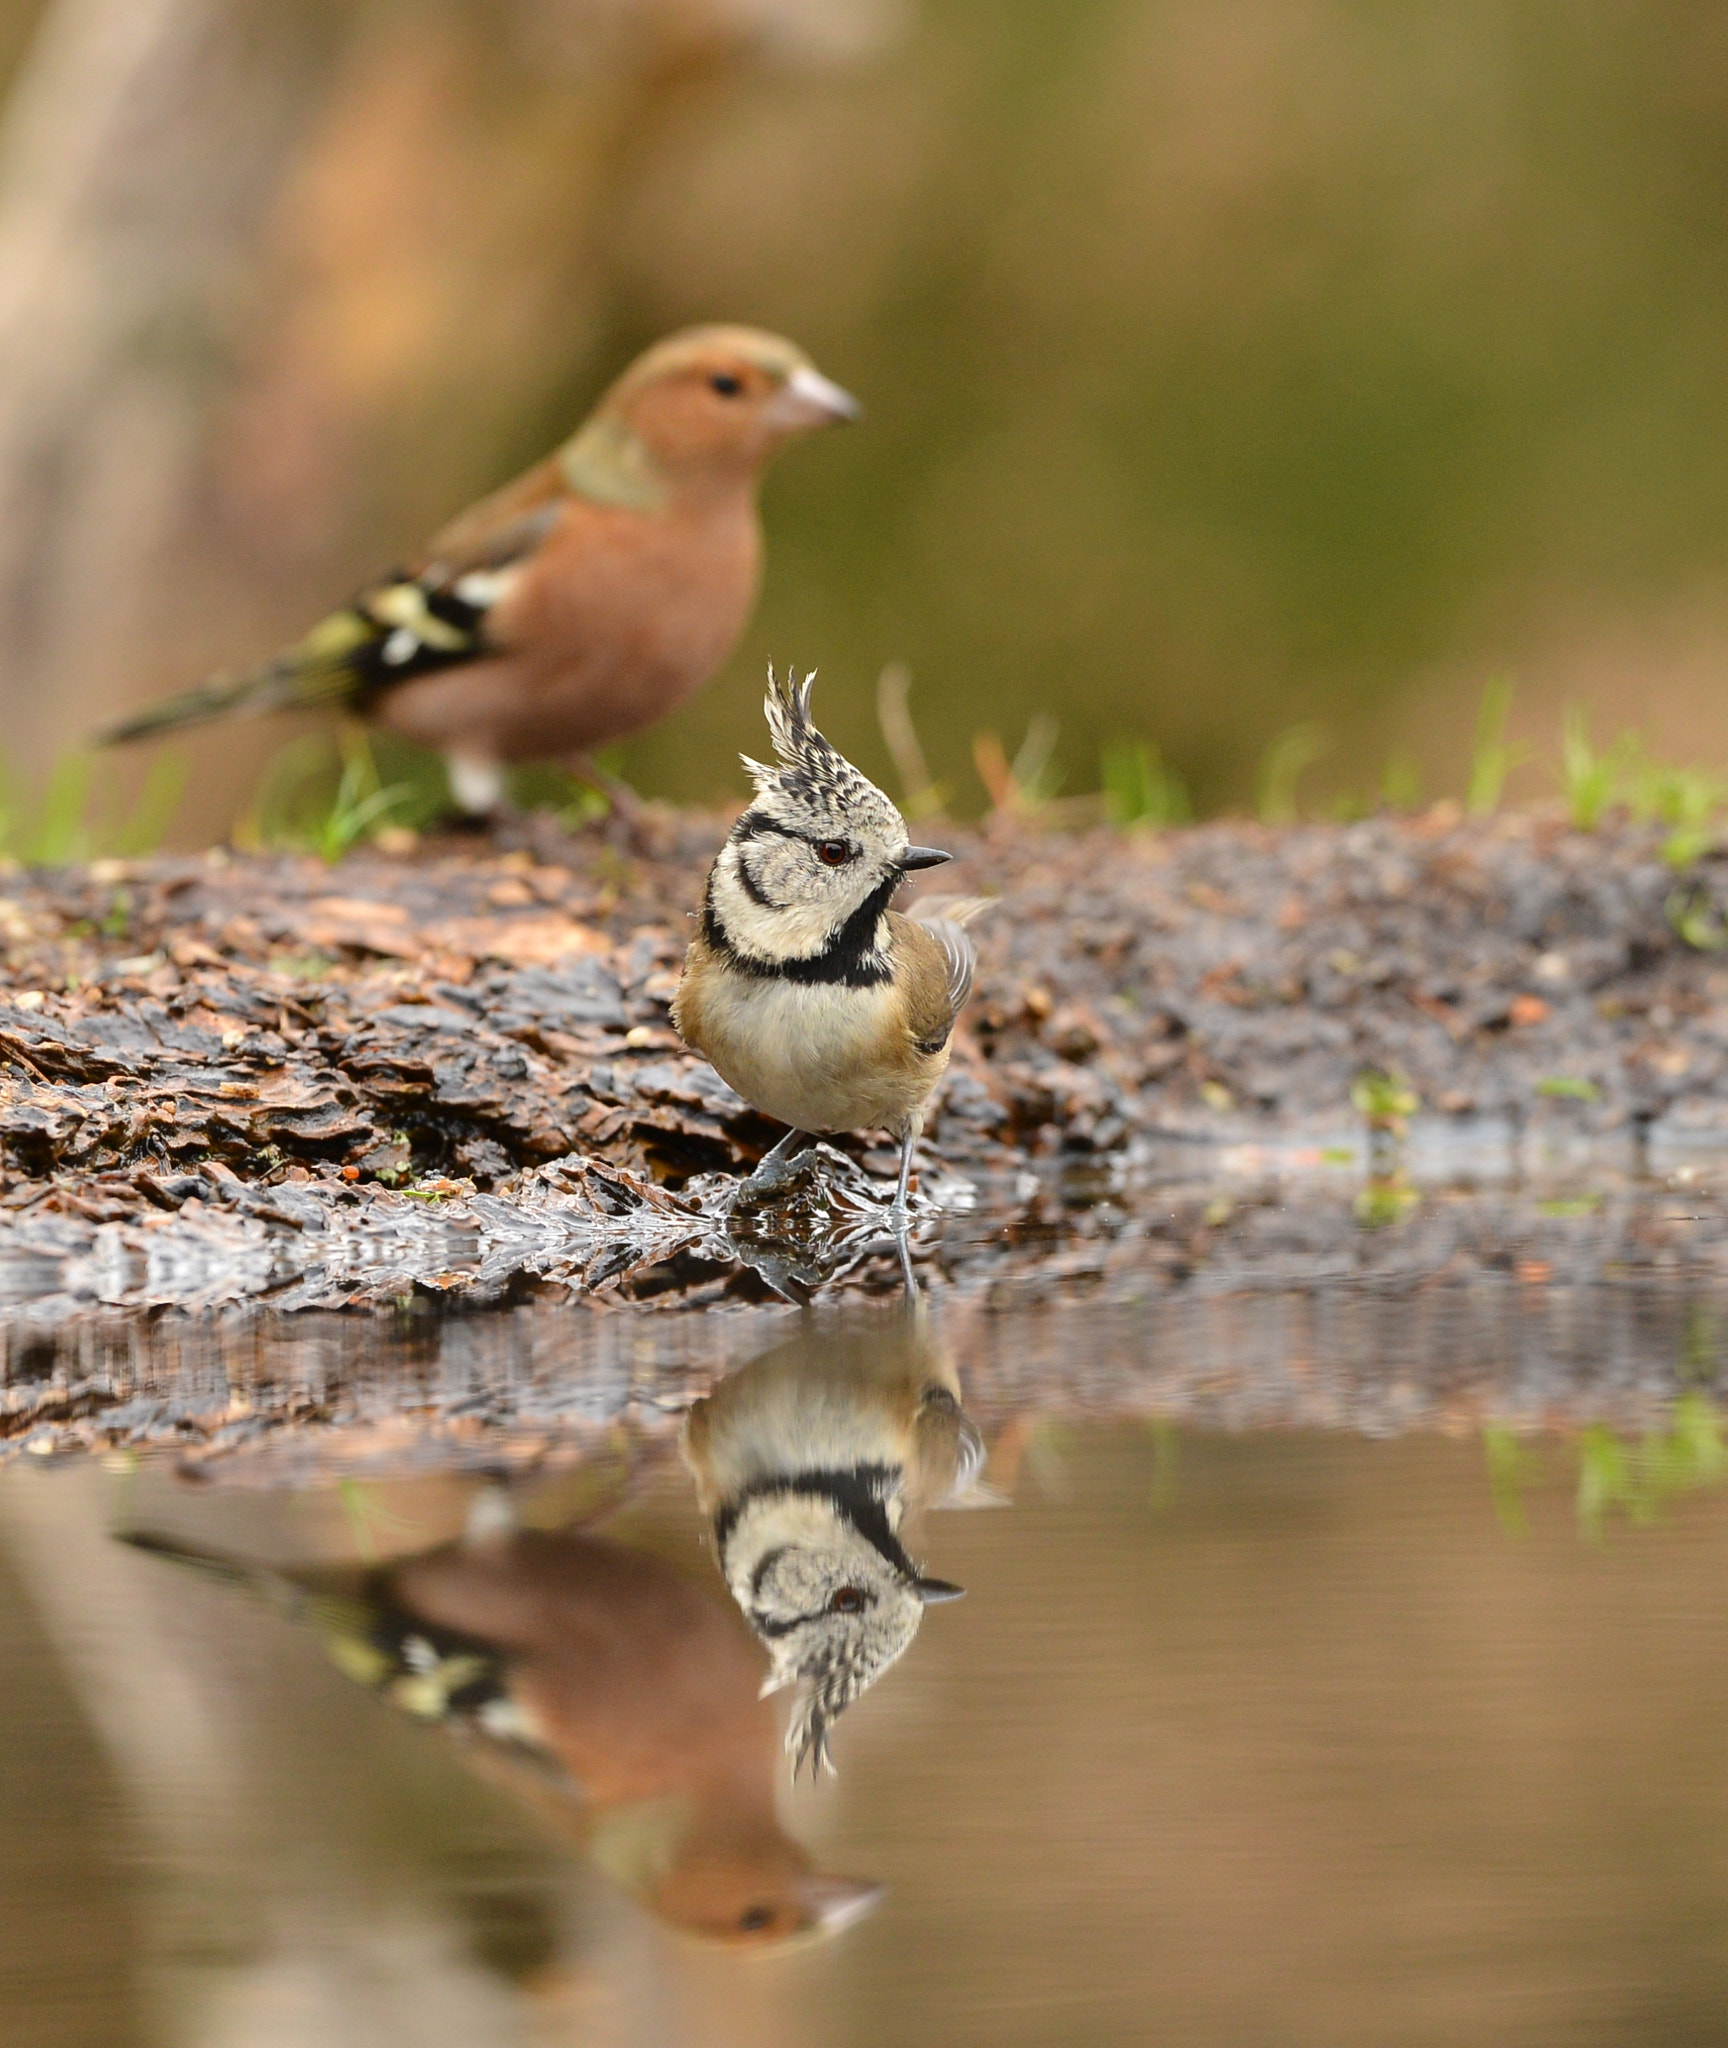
left=682, top=963, right=921, bottom=1133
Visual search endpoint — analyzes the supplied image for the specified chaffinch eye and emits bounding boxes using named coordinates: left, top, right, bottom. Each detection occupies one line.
left=709, top=372, right=744, bottom=397
left=829, top=1585, right=866, bottom=1613
left=738, top=1905, right=775, bottom=1933
left=816, top=840, right=852, bottom=866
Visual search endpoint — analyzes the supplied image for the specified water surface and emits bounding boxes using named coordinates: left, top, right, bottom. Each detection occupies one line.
left=4, top=1299, right=1728, bottom=2047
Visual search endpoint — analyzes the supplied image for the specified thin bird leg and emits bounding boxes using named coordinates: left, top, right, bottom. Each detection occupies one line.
left=891, top=1125, right=917, bottom=1218
left=890, top=1125, right=919, bottom=1296
left=897, top=1233, right=919, bottom=1298
left=445, top=752, right=509, bottom=819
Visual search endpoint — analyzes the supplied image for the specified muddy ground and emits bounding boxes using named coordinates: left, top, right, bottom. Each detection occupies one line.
left=2, top=802, right=1728, bottom=1341
left=6, top=802, right=1728, bottom=1459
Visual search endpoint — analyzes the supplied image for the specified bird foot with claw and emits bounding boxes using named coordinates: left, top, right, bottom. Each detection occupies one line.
left=744, top=1149, right=811, bottom=1196
left=725, top=1148, right=821, bottom=1216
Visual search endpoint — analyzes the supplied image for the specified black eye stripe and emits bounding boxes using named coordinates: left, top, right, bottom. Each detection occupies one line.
left=748, top=1604, right=838, bottom=1638
left=733, top=814, right=858, bottom=851
left=732, top=812, right=800, bottom=843
left=749, top=1545, right=791, bottom=1600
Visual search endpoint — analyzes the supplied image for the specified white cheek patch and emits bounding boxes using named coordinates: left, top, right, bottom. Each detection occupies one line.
left=718, top=843, right=885, bottom=961
left=729, top=886, right=853, bottom=960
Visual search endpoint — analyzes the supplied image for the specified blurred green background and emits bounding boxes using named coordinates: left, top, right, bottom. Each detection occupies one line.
left=7, top=0, right=1728, bottom=840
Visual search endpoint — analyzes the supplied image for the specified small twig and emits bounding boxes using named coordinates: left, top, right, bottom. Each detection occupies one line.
left=972, top=731, right=1016, bottom=815
left=975, top=717, right=1061, bottom=821
left=876, top=664, right=945, bottom=820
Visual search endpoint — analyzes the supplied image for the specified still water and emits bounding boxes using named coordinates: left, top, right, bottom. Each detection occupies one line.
left=4, top=1299, right=1728, bottom=2047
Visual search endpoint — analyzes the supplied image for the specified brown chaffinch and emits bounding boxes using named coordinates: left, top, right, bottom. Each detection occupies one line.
left=99, top=328, right=859, bottom=815
left=124, top=1506, right=883, bottom=1945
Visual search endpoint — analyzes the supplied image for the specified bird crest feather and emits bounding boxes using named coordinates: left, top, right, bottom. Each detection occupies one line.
left=764, top=665, right=819, bottom=765
left=741, top=666, right=831, bottom=793
left=739, top=669, right=894, bottom=837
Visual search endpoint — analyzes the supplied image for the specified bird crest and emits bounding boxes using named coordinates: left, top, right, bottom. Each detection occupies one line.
left=764, top=1598, right=925, bottom=1781
left=760, top=664, right=823, bottom=770
left=740, top=668, right=901, bottom=840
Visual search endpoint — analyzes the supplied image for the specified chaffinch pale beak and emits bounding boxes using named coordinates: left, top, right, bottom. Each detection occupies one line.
left=769, top=364, right=863, bottom=429
left=802, top=1876, right=889, bottom=1934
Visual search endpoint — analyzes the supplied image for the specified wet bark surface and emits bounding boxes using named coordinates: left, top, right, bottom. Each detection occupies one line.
left=3, top=804, right=1728, bottom=1419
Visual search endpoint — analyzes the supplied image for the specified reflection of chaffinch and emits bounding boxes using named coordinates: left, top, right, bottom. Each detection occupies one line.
left=101, top=328, right=858, bottom=816
left=124, top=1510, right=881, bottom=1945
left=682, top=1309, right=984, bottom=1776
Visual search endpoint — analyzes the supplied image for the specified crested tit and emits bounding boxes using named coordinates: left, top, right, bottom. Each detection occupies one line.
left=672, top=669, right=989, bottom=1241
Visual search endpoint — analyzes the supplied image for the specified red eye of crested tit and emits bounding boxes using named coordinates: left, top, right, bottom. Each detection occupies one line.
left=709, top=372, right=744, bottom=396
left=829, top=1586, right=866, bottom=1613
left=816, top=840, right=852, bottom=866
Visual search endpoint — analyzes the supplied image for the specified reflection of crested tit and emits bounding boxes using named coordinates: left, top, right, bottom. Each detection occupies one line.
left=682, top=1312, right=984, bottom=1776
left=124, top=1509, right=881, bottom=1946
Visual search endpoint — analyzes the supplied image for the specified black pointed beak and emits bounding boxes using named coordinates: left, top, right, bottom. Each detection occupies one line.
left=913, top=1576, right=966, bottom=1604
left=899, top=846, right=952, bottom=873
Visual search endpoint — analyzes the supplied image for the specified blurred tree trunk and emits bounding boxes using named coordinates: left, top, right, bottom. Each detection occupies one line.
left=0, top=0, right=348, bottom=830
left=0, top=0, right=885, bottom=842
